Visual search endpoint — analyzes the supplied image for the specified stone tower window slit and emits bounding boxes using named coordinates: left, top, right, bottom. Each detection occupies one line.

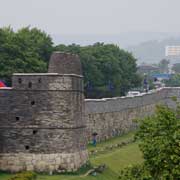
left=33, top=130, right=37, bottom=135
left=25, top=145, right=29, bottom=150
left=31, top=101, right=35, bottom=106
left=18, top=78, right=22, bottom=84
left=38, top=78, right=41, bottom=83
left=28, top=82, right=32, bottom=88
left=15, top=116, right=20, bottom=121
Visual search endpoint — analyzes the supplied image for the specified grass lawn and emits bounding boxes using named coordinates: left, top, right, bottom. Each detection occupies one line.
left=88, top=131, right=135, bottom=152
left=37, top=168, right=119, bottom=180
left=0, top=132, right=143, bottom=180
left=91, top=142, right=143, bottom=173
left=0, top=168, right=119, bottom=180
left=0, top=173, right=11, bottom=180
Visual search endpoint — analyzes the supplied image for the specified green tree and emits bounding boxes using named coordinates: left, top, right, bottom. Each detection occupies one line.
left=119, top=103, right=180, bottom=180
left=136, top=104, right=180, bottom=179
left=172, top=63, right=180, bottom=73
left=56, top=43, right=141, bottom=97
left=0, top=27, right=53, bottom=84
left=0, top=27, right=141, bottom=96
left=165, top=74, right=180, bottom=87
left=119, top=164, right=152, bottom=180
left=158, top=59, right=170, bottom=73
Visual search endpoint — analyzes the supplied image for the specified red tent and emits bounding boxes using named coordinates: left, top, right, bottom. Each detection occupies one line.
left=0, top=80, right=6, bottom=88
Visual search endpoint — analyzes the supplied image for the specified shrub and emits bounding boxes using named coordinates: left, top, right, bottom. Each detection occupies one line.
left=118, top=164, right=152, bottom=180
left=8, top=171, right=37, bottom=180
left=136, top=104, right=180, bottom=179
left=119, top=103, right=180, bottom=180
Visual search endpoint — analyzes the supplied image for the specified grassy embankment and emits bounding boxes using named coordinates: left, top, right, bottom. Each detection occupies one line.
left=0, top=131, right=143, bottom=180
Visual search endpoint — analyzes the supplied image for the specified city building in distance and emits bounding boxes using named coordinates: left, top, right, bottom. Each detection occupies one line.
left=165, top=46, right=180, bottom=56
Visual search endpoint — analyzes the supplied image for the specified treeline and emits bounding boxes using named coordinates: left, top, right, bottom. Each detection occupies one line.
left=0, top=27, right=141, bottom=97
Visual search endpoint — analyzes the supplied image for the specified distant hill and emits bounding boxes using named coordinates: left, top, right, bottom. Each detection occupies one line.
left=52, top=32, right=180, bottom=48
left=51, top=32, right=180, bottom=64
left=127, top=37, right=180, bottom=64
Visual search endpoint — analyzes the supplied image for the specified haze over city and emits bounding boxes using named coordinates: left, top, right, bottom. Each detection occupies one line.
left=1, top=0, right=180, bottom=47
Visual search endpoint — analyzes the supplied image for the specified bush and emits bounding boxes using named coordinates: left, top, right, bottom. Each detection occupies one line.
left=8, top=171, right=37, bottom=180
left=136, top=104, right=180, bottom=179
left=119, top=103, right=180, bottom=180
left=118, top=164, right=152, bottom=180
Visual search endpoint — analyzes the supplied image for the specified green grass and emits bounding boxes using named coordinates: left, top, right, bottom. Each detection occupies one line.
left=0, top=172, right=11, bottom=180
left=0, top=169, right=118, bottom=180
left=91, top=142, right=143, bottom=173
left=0, top=132, right=143, bottom=180
left=88, top=131, right=135, bottom=152
left=37, top=168, right=119, bottom=180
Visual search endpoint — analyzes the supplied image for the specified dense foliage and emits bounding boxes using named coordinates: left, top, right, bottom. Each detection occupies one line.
left=0, top=27, right=53, bottom=84
left=158, top=59, right=169, bottom=73
left=119, top=103, right=180, bottom=180
left=0, top=27, right=141, bottom=97
left=119, top=164, right=152, bottom=180
left=8, top=171, right=37, bottom=180
left=172, top=63, right=180, bottom=73
left=165, top=74, right=180, bottom=87
left=55, top=43, right=141, bottom=97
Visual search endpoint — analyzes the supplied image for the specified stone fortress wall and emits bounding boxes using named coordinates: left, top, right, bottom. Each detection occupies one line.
left=85, top=87, right=180, bottom=141
left=0, top=51, right=179, bottom=173
left=0, top=52, right=88, bottom=173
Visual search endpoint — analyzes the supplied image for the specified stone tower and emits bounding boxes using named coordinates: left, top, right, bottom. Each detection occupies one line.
left=0, top=52, right=88, bottom=172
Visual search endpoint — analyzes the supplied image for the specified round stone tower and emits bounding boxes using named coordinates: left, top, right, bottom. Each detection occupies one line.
left=0, top=52, right=88, bottom=172
left=48, top=52, right=82, bottom=75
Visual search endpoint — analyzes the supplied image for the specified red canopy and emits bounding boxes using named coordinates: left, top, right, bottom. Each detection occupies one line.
left=0, top=81, right=6, bottom=88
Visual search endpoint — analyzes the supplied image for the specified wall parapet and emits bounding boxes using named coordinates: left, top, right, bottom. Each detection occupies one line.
left=85, top=87, right=180, bottom=141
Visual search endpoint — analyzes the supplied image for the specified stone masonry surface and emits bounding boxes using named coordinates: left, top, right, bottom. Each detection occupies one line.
left=0, top=52, right=88, bottom=173
left=85, top=87, right=180, bottom=141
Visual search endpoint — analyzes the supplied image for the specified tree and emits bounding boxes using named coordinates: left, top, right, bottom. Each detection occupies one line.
left=165, top=74, right=180, bottom=87
left=172, top=63, right=180, bottom=73
left=136, top=104, right=180, bottom=179
left=119, top=164, right=152, bottom=180
left=0, top=27, right=53, bottom=84
left=0, top=27, right=141, bottom=96
left=158, top=59, right=170, bottom=73
left=119, top=103, right=180, bottom=180
left=55, top=43, right=141, bottom=98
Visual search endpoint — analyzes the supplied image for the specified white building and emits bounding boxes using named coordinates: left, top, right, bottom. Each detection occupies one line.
left=165, top=46, right=180, bottom=56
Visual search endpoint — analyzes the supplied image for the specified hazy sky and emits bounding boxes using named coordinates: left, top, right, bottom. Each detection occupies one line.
left=0, top=0, right=180, bottom=35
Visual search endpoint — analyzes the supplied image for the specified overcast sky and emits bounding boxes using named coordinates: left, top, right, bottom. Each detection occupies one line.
left=0, top=0, right=180, bottom=35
